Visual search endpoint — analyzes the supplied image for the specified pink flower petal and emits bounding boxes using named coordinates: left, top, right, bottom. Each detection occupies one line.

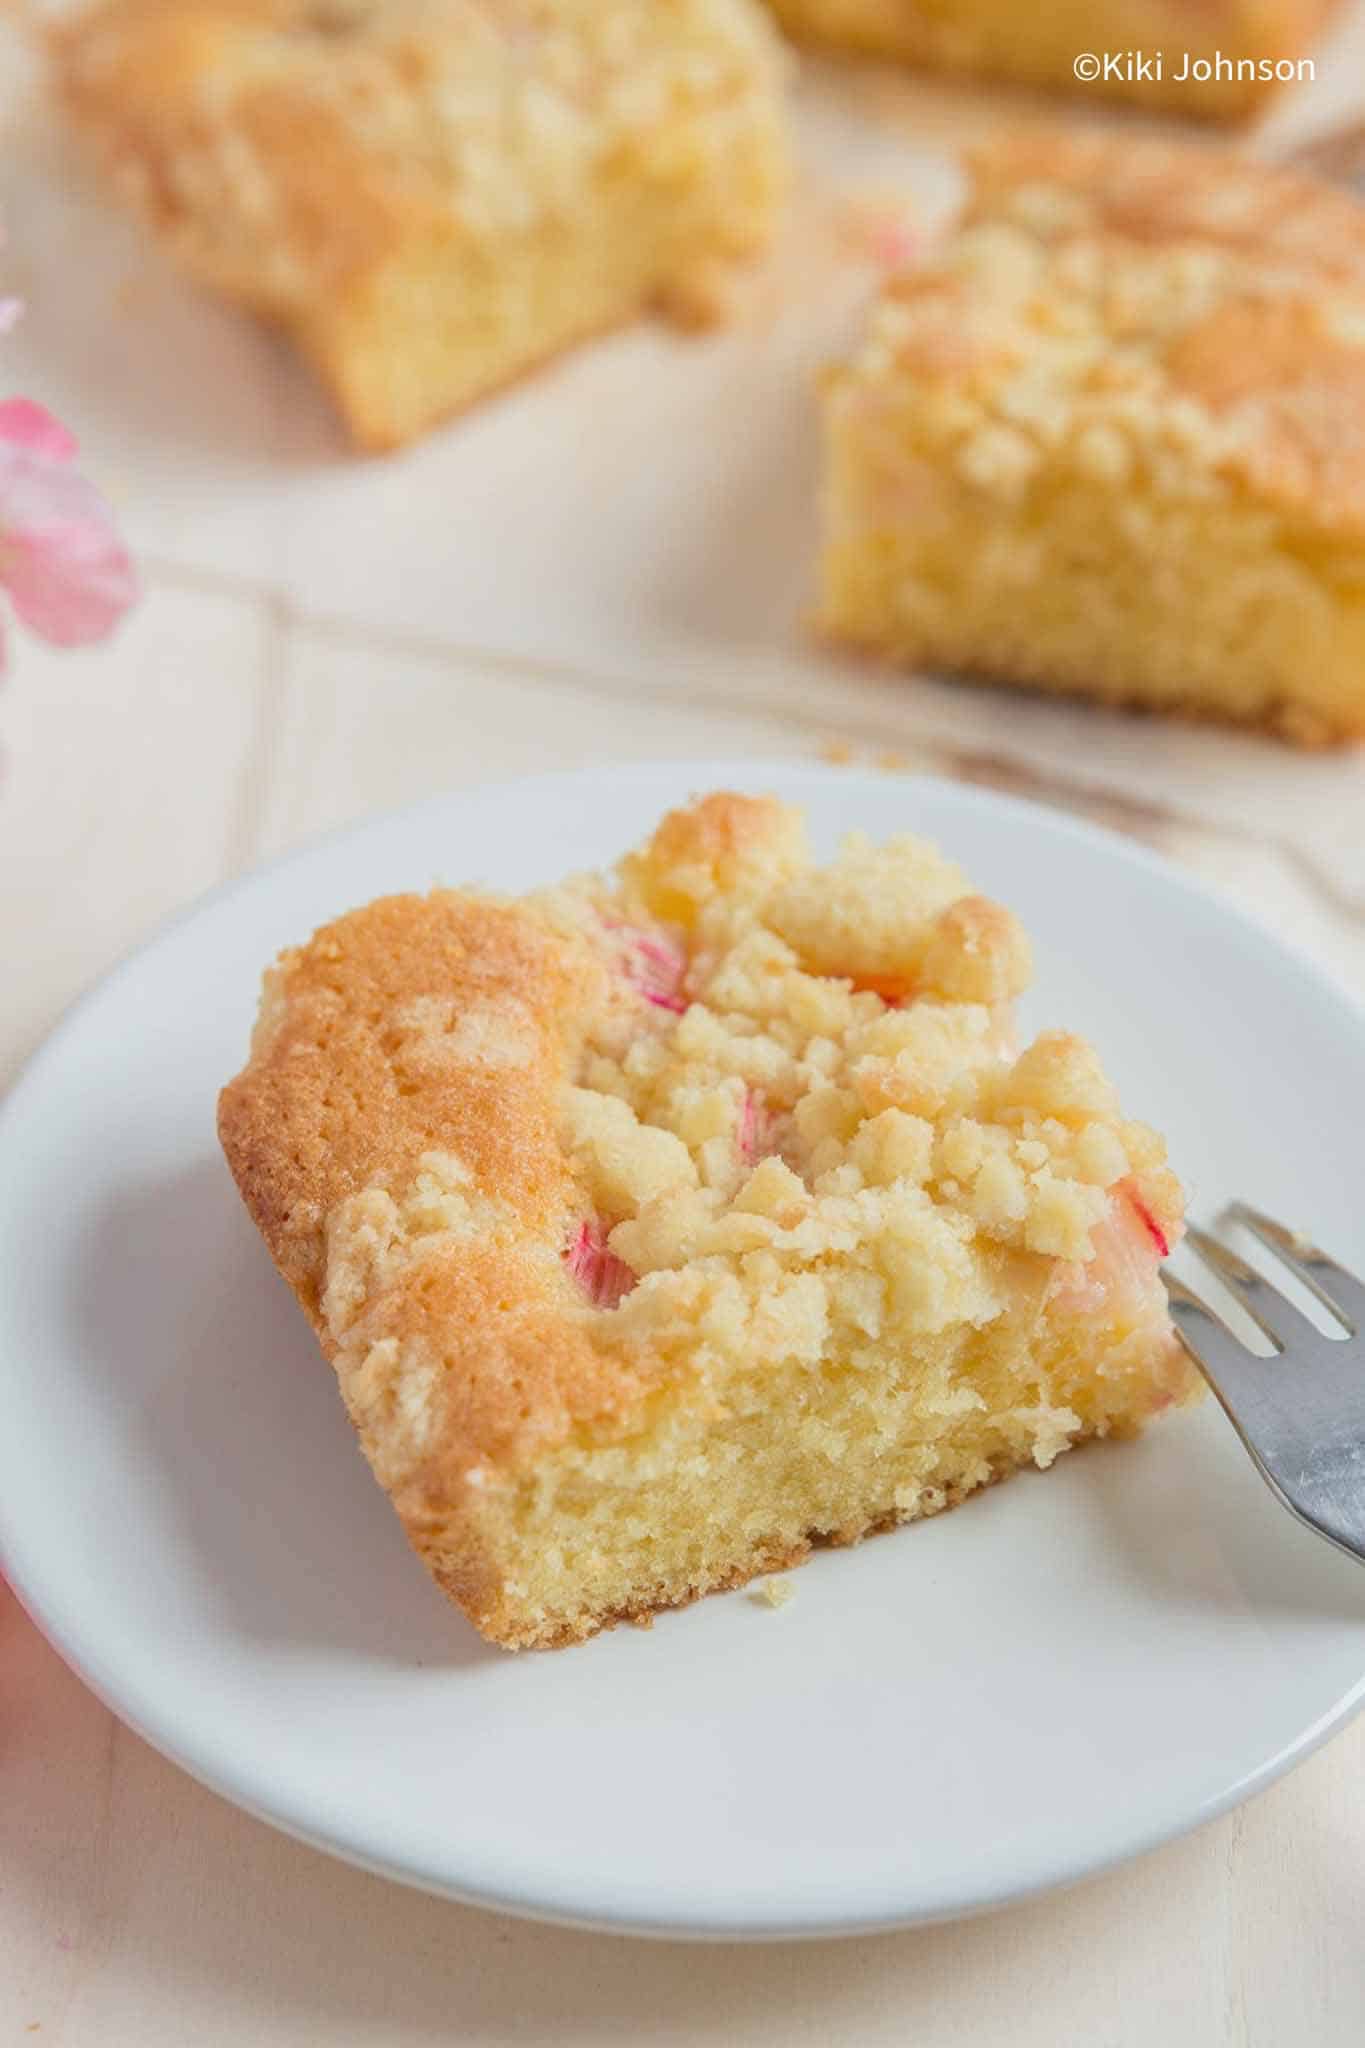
left=564, top=1220, right=636, bottom=1310
left=0, top=446, right=138, bottom=648
left=0, top=399, right=78, bottom=461
left=0, top=299, right=23, bottom=337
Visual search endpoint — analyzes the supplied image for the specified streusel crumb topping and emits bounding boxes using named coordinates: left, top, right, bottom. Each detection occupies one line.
left=316, top=796, right=1178, bottom=1436
left=56, top=0, right=786, bottom=299
left=849, top=129, right=1365, bottom=541
left=541, top=798, right=1174, bottom=1346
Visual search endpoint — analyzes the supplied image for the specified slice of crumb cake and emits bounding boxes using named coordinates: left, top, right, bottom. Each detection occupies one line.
left=219, top=793, right=1195, bottom=1649
left=820, top=129, right=1365, bottom=746
left=53, top=0, right=787, bottom=450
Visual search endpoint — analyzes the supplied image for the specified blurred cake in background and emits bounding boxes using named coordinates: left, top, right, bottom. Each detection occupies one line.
left=767, top=1, right=1341, bottom=118
left=820, top=128, right=1365, bottom=746
left=52, top=0, right=788, bottom=450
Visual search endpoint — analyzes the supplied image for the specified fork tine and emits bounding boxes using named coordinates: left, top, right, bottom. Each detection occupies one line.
left=1183, top=1223, right=1335, bottom=1355
left=1185, top=1222, right=1345, bottom=1357
left=1169, top=1226, right=1365, bottom=1572
left=1162, top=1270, right=1261, bottom=1385
left=1162, top=1261, right=1365, bottom=1564
left=1225, top=1202, right=1362, bottom=1336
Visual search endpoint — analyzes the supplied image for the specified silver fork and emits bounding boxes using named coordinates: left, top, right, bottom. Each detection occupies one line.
left=1165, top=1204, right=1365, bottom=1565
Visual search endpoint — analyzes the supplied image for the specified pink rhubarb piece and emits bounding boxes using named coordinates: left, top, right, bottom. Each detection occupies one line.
left=564, top=1221, right=636, bottom=1310
left=608, top=921, right=688, bottom=1014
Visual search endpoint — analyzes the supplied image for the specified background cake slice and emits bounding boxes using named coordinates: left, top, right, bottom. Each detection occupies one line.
left=820, top=129, right=1365, bottom=746
left=53, top=0, right=787, bottom=450
left=219, top=793, right=1195, bottom=1651
left=765, top=1, right=1339, bottom=119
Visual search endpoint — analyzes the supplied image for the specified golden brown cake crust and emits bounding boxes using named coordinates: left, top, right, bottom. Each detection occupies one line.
left=217, top=888, right=644, bottom=1471
left=965, top=128, right=1365, bottom=279
left=966, top=130, right=1365, bottom=548
left=221, top=893, right=568, bottom=1305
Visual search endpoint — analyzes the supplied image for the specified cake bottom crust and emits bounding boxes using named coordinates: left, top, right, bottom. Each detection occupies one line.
left=829, top=636, right=1365, bottom=751
left=448, top=1472, right=1001, bottom=1650
left=441, top=1435, right=1126, bottom=1650
left=296, top=296, right=642, bottom=456
left=818, top=476, right=1365, bottom=750
left=290, top=165, right=778, bottom=450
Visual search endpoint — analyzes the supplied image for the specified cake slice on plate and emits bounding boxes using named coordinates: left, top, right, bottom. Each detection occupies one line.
left=219, top=793, right=1195, bottom=1649
left=820, top=128, right=1365, bottom=746
left=52, top=0, right=787, bottom=450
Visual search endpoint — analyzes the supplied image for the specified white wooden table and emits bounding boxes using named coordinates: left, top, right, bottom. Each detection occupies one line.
left=5, top=11, right=1365, bottom=2041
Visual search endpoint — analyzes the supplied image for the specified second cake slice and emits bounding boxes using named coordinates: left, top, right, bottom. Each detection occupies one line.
left=54, top=0, right=788, bottom=450
left=820, top=130, right=1365, bottom=745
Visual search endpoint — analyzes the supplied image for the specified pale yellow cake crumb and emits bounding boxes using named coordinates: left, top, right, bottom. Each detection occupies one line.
left=756, top=1575, right=795, bottom=1609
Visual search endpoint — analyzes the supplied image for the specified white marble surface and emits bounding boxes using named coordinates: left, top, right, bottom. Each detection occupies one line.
left=4, top=12, right=1365, bottom=2042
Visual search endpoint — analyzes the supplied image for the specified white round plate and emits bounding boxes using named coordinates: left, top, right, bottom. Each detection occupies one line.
left=4, top=762, right=1365, bottom=1939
